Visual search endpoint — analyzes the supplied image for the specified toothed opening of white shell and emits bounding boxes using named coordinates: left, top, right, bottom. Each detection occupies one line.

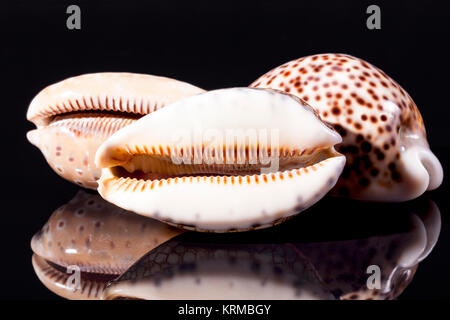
left=108, top=145, right=340, bottom=182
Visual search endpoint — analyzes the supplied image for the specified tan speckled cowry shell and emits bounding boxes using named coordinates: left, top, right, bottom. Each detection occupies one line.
left=31, top=190, right=182, bottom=300
left=27, top=73, right=205, bottom=189
left=250, top=54, right=443, bottom=201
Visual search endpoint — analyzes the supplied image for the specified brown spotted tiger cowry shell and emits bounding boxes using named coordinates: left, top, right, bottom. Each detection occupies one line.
left=26, top=73, right=205, bottom=189
left=251, top=54, right=443, bottom=202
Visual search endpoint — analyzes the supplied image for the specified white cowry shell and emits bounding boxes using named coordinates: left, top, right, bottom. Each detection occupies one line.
left=26, top=73, right=205, bottom=189
left=95, top=88, right=346, bottom=232
left=250, top=53, right=443, bottom=201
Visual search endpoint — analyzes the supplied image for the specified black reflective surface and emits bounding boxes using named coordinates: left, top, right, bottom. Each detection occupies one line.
left=24, top=187, right=448, bottom=299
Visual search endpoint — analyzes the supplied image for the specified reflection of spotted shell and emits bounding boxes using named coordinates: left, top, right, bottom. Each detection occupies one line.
left=296, top=240, right=418, bottom=300
left=251, top=53, right=443, bottom=201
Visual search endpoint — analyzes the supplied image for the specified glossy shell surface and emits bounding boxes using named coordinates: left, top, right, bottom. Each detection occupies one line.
left=27, top=73, right=205, bottom=189
left=250, top=54, right=443, bottom=201
left=95, top=88, right=345, bottom=232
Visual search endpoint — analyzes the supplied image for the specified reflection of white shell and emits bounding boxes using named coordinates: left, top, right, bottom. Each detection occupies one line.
left=102, top=198, right=440, bottom=300
left=95, top=88, right=345, bottom=232
left=103, top=242, right=335, bottom=300
left=250, top=54, right=443, bottom=201
left=26, top=73, right=205, bottom=189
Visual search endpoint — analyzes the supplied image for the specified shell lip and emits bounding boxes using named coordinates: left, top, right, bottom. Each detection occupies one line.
left=96, top=152, right=346, bottom=232
left=26, top=72, right=205, bottom=127
left=94, top=87, right=343, bottom=170
left=31, top=232, right=125, bottom=276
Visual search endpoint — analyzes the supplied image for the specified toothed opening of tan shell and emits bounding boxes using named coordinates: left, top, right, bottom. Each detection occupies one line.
left=52, top=110, right=143, bottom=122
left=40, top=106, right=146, bottom=128
left=32, top=254, right=114, bottom=300
left=45, top=259, right=119, bottom=282
left=108, top=144, right=340, bottom=183
left=30, top=95, right=161, bottom=127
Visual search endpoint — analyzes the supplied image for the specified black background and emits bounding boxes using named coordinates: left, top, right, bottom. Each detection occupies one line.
left=2, top=0, right=450, bottom=299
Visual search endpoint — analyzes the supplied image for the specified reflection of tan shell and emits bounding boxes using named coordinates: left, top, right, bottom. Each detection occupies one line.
left=31, top=190, right=182, bottom=299
left=26, top=73, right=205, bottom=189
left=251, top=54, right=443, bottom=201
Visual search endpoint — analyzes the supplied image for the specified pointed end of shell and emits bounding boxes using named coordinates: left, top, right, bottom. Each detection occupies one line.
left=30, top=230, right=43, bottom=256
left=96, top=168, right=117, bottom=199
left=26, top=99, right=38, bottom=122
left=27, top=129, right=40, bottom=147
left=95, top=143, right=128, bottom=169
left=415, top=200, right=441, bottom=262
left=94, top=146, right=107, bottom=168
left=402, top=147, right=443, bottom=199
left=421, top=149, right=443, bottom=190
left=329, top=127, right=343, bottom=146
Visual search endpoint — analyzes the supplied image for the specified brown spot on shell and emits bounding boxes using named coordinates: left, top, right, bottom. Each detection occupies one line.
left=331, top=107, right=341, bottom=116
